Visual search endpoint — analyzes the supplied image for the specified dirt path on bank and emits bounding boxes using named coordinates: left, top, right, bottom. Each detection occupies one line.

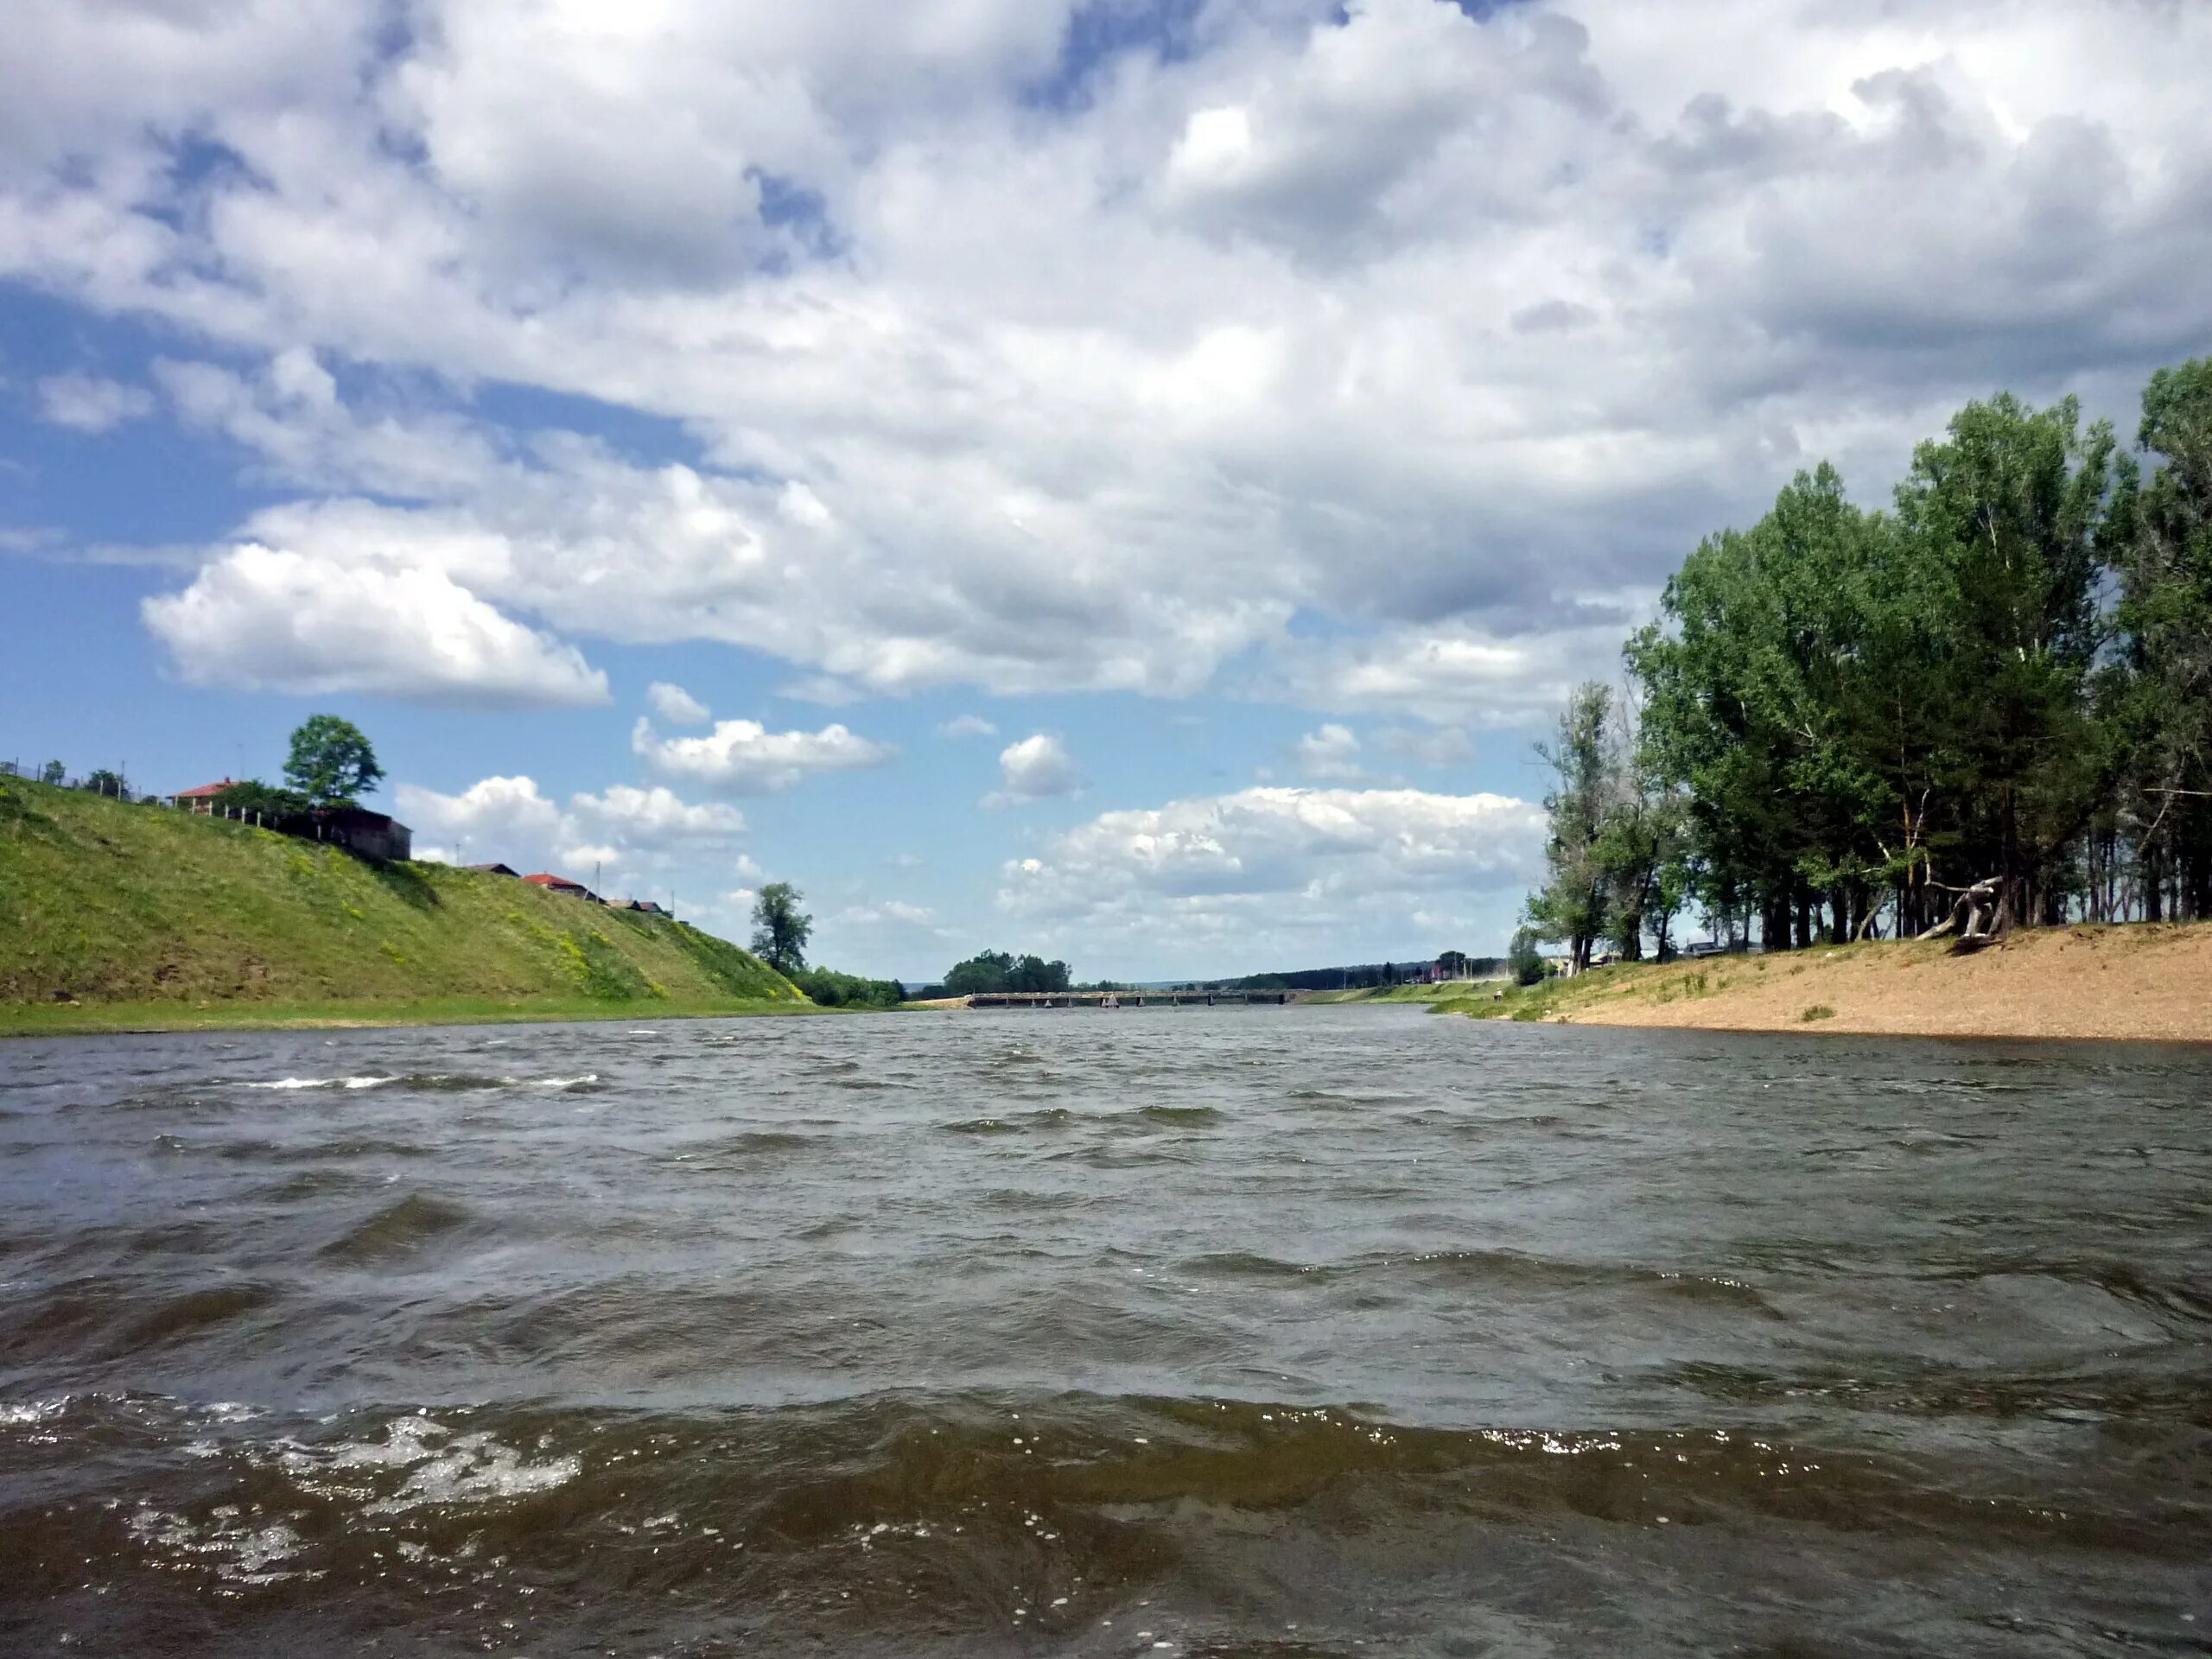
left=1532, top=924, right=2212, bottom=1043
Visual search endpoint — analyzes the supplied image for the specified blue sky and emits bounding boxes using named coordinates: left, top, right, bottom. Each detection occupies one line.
left=4, top=0, right=2209, bottom=980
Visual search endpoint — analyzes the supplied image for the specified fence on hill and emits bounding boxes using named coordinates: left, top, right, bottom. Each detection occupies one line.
left=0, top=758, right=150, bottom=801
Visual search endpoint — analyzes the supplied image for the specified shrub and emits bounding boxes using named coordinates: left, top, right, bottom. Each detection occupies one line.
left=796, top=967, right=906, bottom=1007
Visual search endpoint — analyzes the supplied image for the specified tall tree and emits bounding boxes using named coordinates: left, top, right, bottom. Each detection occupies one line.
left=2108, top=359, right=2212, bottom=920
left=1524, top=683, right=1615, bottom=972
left=750, top=882, right=813, bottom=976
left=1893, top=393, right=2115, bottom=929
left=283, top=715, right=385, bottom=807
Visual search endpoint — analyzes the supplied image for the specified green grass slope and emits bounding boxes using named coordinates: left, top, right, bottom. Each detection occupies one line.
left=0, top=777, right=807, bottom=1033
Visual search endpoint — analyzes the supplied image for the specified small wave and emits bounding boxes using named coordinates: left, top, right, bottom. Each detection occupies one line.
left=243, top=1071, right=599, bottom=1095
left=121, top=1283, right=275, bottom=1349
left=944, top=1107, right=1076, bottom=1136
left=1185, top=1251, right=1321, bottom=1281
left=245, top=1076, right=393, bottom=1090
left=250, top=1168, right=391, bottom=1202
left=672, top=1130, right=817, bottom=1165
left=318, top=1194, right=473, bottom=1262
left=1133, top=1104, right=1224, bottom=1128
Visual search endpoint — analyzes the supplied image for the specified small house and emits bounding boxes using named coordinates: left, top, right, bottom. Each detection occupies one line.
left=524, top=873, right=590, bottom=899
left=467, top=862, right=520, bottom=878
left=311, top=806, right=412, bottom=862
left=622, top=899, right=667, bottom=915
left=167, top=779, right=236, bottom=813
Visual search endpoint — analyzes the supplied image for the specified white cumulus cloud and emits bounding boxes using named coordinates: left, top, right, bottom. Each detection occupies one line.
left=397, top=774, right=747, bottom=895
left=142, top=543, right=610, bottom=707
left=647, top=681, right=711, bottom=724
left=985, top=733, right=1084, bottom=806
left=632, top=715, right=895, bottom=794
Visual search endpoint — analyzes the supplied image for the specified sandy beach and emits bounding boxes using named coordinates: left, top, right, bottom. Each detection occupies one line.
left=1493, top=923, right=2212, bottom=1043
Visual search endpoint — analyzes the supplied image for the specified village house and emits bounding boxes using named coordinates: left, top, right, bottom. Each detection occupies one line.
left=466, top=862, right=520, bottom=877
left=165, top=779, right=236, bottom=812
left=164, top=779, right=412, bottom=861
left=312, top=805, right=412, bottom=862
left=524, top=873, right=595, bottom=902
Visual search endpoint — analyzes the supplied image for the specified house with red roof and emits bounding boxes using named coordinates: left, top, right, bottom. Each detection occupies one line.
left=524, top=873, right=594, bottom=901
left=165, top=779, right=236, bottom=812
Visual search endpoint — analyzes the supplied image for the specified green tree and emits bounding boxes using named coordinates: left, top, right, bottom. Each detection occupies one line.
left=795, top=966, right=904, bottom=1007
left=943, top=950, right=1013, bottom=995
left=749, top=882, right=812, bottom=976
left=1894, top=392, right=2115, bottom=930
left=941, top=950, right=1071, bottom=995
left=1524, top=683, right=1617, bottom=972
left=1634, top=465, right=1963, bottom=944
left=1507, top=927, right=1547, bottom=986
left=2108, top=358, right=2212, bottom=920
left=283, top=715, right=385, bottom=807
left=82, top=768, right=126, bottom=798
left=39, top=760, right=64, bottom=785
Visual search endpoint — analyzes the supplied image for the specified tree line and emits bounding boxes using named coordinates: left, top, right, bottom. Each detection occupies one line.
left=1523, top=359, right=2212, bottom=969
left=930, top=950, right=1074, bottom=998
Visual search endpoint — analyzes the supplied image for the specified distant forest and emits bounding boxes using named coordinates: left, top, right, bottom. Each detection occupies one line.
left=1523, top=359, right=2212, bottom=971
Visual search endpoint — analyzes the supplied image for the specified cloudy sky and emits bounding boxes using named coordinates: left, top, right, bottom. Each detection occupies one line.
left=4, top=0, right=2208, bottom=980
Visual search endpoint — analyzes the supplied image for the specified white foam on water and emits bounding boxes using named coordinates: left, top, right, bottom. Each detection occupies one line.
left=245, top=1077, right=394, bottom=1091
left=272, top=1414, right=581, bottom=1516
left=127, top=1505, right=315, bottom=1586
left=368, top=1433, right=582, bottom=1513
left=0, top=1396, right=69, bottom=1427
left=532, top=1075, right=600, bottom=1088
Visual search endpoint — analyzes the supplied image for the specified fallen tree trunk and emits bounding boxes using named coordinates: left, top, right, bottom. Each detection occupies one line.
left=1916, top=878, right=2002, bottom=950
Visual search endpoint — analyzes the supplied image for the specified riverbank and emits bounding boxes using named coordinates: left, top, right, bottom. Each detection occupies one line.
left=0, top=994, right=830, bottom=1039
left=1454, top=923, right=2212, bottom=1042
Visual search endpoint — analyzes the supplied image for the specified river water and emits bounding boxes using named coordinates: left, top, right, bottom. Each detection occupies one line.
left=1, top=1007, right=2206, bottom=1656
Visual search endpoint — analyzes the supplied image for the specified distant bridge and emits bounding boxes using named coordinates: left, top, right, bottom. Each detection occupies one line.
left=957, top=990, right=1293, bottom=1008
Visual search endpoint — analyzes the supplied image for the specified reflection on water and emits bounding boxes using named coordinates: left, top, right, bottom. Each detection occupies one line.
left=2, top=1008, right=2208, bottom=1655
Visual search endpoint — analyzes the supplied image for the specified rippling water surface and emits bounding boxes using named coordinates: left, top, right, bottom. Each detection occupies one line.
left=2, top=1007, right=2208, bottom=1656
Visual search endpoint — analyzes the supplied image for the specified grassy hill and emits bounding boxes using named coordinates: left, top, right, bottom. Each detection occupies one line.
left=0, top=776, right=807, bottom=1035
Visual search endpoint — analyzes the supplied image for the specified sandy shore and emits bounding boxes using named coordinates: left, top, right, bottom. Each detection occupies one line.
left=1504, top=923, right=2212, bottom=1043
